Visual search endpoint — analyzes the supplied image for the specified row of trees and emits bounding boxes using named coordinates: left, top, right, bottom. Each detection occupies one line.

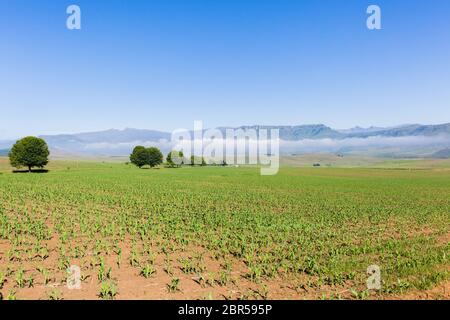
left=130, top=146, right=226, bottom=168
left=7, top=138, right=226, bottom=171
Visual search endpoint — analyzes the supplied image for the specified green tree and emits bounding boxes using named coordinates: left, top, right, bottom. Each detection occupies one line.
left=130, top=146, right=164, bottom=168
left=147, top=147, right=163, bottom=168
left=166, top=151, right=175, bottom=167
left=190, top=155, right=195, bottom=166
left=177, top=151, right=184, bottom=166
left=167, top=150, right=184, bottom=168
left=9, top=136, right=50, bottom=172
left=130, top=146, right=148, bottom=168
left=167, top=150, right=184, bottom=167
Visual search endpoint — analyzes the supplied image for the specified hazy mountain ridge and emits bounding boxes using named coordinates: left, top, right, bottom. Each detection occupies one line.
left=345, top=123, right=450, bottom=138
left=0, top=123, right=449, bottom=157
left=40, top=128, right=171, bottom=144
left=217, top=123, right=450, bottom=140
left=431, top=148, right=450, bottom=159
left=217, top=124, right=343, bottom=140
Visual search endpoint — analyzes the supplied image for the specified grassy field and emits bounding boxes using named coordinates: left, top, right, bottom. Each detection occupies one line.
left=0, top=157, right=449, bottom=300
left=281, top=154, right=450, bottom=169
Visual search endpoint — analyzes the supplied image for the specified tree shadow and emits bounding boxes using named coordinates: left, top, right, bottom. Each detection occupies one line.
left=13, top=169, right=49, bottom=174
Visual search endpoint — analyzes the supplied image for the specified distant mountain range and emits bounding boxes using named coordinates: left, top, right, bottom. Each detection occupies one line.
left=218, top=123, right=450, bottom=140
left=42, top=128, right=171, bottom=144
left=0, top=123, right=449, bottom=158
left=432, top=148, right=450, bottom=159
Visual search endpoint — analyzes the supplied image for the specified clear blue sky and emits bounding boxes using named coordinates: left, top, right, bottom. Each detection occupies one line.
left=1, top=0, right=449, bottom=139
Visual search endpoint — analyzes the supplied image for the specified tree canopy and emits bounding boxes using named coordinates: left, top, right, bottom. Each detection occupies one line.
left=9, top=136, right=50, bottom=172
left=130, top=146, right=163, bottom=168
left=130, top=146, right=148, bottom=168
left=166, top=150, right=184, bottom=167
left=147, top=147, right=163, bottom=168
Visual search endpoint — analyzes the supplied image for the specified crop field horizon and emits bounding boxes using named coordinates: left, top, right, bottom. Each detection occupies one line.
left=0, top=157, right=448, bottom=300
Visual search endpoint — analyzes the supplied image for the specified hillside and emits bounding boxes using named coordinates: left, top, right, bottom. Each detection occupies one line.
left=0, top=123, right=449, bottom=157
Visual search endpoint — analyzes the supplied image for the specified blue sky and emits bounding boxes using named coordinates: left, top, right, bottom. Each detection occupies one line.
left=1, top=0, right=449, bottom=139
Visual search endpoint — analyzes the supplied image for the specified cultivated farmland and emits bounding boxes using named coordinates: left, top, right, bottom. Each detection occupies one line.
left=0, top=158, right=448, bottom=300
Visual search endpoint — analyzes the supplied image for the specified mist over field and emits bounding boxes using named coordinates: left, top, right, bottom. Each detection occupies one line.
left=280, top=134, right=450, bottom=155
left=59, top=134, right=449, bottom=157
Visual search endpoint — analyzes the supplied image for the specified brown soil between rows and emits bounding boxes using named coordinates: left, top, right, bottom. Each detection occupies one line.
left=1, top=235, right=448, bottom=300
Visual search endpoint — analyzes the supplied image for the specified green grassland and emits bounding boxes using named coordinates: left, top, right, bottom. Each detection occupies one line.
left=0, top=157, right=449, bottom=299
left=281, top=154, right=450, bottom=169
